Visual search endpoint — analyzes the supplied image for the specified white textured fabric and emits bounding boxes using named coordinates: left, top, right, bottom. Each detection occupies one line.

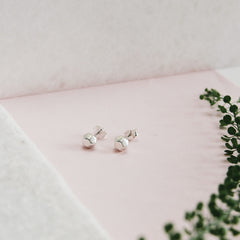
left=1, top=0, right=240, bottom=98
left=0, top=106, right=110, bottom=240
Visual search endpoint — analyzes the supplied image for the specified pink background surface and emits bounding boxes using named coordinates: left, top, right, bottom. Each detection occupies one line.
left=1, top=71, right=239, bottom=240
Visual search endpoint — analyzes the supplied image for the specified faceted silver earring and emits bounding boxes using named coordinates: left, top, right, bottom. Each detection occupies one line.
left=82, top=126, right=107, bottom=148
left=114, top=136, right=129, bottom=151
left=114, top=129, right=138, bottom=151
left=124, top=129, right=138, bottom=141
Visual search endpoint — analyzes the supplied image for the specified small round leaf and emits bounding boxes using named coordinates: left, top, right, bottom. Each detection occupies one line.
left=235, top=116, right=240, bottom=124
left=164, top=223, right=173, bottom=233
left=223, top=115, right=232, bottom=124
left=196, top=202, right=203, bottom=211
left=223, top=95, right=231, bottom=103
left=228, top=127, right=236, bottom=135
left=230, top=105, right=238, bottom=113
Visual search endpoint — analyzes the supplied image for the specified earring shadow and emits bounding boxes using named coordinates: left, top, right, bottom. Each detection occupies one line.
left=82, top=145, right=95, bottom=152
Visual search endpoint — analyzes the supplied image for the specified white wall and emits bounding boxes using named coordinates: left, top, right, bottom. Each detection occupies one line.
left=1, top=0, right=240, bottom=98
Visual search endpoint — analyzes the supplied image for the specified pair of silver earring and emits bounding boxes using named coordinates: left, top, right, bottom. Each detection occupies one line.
left=82, top=126, right=138, bottom=151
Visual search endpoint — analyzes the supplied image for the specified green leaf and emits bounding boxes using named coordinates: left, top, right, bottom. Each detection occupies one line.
left=223, top=115, right=232, bottom=124
left=223, top=135, right=231, bottom=138
left=231, top=216, right=239, bottom=224
left=229, top=227, right=240, bottom=236
left=196, top=220, right=204, bottom=229
left=231, top=138, right=238, bottom=147
left=209, top=100, right=215, bottom=106
left=237, top=145, right=240, bottom=153
left=171, top=233, right=181, bottom=240
left=230, top=105, right=238, bottom=113
left=185, top=211, right=195, bottom=221
left=225, top=143, right=233, bottom=149
left=164, top=223, right=173, bottom=233
left=219, top=120, right=226, bottom=127
left=196, top=202, right=203, bottom=211
left=228, top=127, right=237, bottom=135
left=223, top=95, right=231, bottom=103
left=235, top=116, right=240, bottom=124
left=227, top=156, right=238, bottom=164
left=218, top=105, right=227, bottom=113
left=227, top=165, right=240, bottom=181
left=184, top=228, right=191, bottom=235
left=221, top=136, right=230, bottom=142
left=225, top=150, right=234, bottom=155
left=211, top=89, right=220, bottom=97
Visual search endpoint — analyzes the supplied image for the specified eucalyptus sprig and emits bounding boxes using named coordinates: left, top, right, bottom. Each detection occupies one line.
left=200, top=89, right=240, bottom=164
left=138, top=88, right=240, bottom=240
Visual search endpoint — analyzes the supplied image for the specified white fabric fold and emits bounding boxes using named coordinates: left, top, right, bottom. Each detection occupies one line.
left=0, top=106, right=110, bottom=240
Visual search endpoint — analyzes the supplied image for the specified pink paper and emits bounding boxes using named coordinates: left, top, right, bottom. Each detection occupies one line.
left=1, top=71, right=239, bottom=240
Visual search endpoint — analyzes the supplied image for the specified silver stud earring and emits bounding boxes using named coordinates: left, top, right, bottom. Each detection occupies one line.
left=82, top=126, right=107, bottom=148
left=114, top=129, right=138, bottom=151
